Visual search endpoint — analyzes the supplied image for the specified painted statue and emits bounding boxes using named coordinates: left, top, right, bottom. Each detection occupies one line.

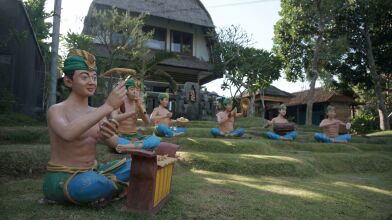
left=210, top=98, right=245, bottom=137
left=43, top=49, right=130, bottom=206
left=265, top=104, right=297, bottom=140
left=150, top=93, right=186, bottom=137
left=109, top=69, right=160, bottom=153
left=314, top=105, right=352, bottom=143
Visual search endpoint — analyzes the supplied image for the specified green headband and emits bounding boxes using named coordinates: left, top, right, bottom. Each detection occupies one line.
left=125, top=79, right=142, bottom=89
left=158, top=93, right=169, bottom=101
left=326, top=105, right=335, bottom=113
left=63, top=49, right=97, bottom=73
left=278, top=104, right=287, bottom=111
left=223, top=98, right=232, bottom=106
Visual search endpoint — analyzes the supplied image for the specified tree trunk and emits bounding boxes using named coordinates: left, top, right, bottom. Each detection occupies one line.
left=260, top=89, right=266, bottom=120
left=363, top=26, right=390, bottom=130
left=306, top=75, right=318, bottom=126
left=249, top=92, right=255, bottom=117
left=306, top=0, right=324, bottom=126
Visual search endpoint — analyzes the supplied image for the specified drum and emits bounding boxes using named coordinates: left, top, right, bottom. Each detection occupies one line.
left=176, top=117, right=189, bottom=127
left=273, top=123, right=295, bottom=135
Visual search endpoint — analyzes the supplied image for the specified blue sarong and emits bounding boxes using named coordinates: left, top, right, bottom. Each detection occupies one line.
left=43, top=158, right=131, bottom=204
left=314, top=133, right=351, bottom=143
left=210, top=128, right=245, bottom=137
left=266, top=131, right=297, bottom=140
left=155, top=124, right=187, bottom=138
left=118, top=135, right=160, bottom=150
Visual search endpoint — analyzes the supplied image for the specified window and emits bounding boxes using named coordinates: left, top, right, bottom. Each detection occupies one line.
left=143, top=26, right=166, bottom=50
left=171, top=30, right=193, bottom=55
left=111, top=32, right=125, bottom=45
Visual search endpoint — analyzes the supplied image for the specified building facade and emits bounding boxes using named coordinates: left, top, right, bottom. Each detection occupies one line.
left=0, top=0, right=46, bottom=117
left=243, top=86, right=294, bottom=118
left=285, top=88, right=354, bottom=125
left=83, top=0, right=220, bottom=119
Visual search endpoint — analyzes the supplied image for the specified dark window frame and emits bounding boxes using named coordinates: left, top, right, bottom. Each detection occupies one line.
left=170, top=30, right=193, bottom=55
left=143, top=25, right=167, bottom=51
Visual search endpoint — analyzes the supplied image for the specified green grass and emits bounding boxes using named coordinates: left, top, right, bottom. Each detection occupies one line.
left=0, top=120, right=392, bottom=219
left=367, top=130, right=392, bottom=137
left=0, top=168, right=391, bottom=219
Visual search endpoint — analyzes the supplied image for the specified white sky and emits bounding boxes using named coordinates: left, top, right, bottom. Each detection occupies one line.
left=44, top=0, right=319, bottom=96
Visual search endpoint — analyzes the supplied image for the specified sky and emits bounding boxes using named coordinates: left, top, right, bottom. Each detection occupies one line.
left=44, top=0, right=320, bottom=96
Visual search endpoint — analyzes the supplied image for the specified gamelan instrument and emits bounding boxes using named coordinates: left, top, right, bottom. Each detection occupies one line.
left=240, top=98, right=250, bottom=111
left=124, top=143, right=179, bottom=214
left=273, top=123, right=295, bottom=135
left=103, top=68, right=137, bottom=113
left=103, top=68, right=137, bottom=77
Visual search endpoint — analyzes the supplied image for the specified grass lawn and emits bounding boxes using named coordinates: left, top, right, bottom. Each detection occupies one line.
left=1, top=117, right=392, bottom=219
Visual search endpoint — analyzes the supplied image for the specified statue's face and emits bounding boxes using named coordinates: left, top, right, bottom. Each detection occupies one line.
left=127, top=87, right=140, bottom=100
left=65, top=70, right=97, bottom=96
left=327, top=110, right=336, bottom=118
left=225, top=103, right=233, bottom=111
left=161, top=97, right=169, bottom=107
left=279, top=110, right=286, bottom=116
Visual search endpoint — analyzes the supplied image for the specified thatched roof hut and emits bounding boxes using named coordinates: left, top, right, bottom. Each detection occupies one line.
left=91, top=0, right=214, bottom=28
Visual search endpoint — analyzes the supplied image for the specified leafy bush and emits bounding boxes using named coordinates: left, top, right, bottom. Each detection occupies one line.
left=0, top=88, right=16, bottom=112
left=351, top=113, right=378, bottom=134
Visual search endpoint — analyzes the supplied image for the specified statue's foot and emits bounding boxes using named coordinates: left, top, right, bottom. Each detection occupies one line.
left=89, top=198, right=109, bottom=208
left=173, top=132, right=184, bottom=137
left=116, top=144, right=128, bottom=153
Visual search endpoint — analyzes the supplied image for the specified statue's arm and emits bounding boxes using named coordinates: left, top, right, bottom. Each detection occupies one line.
left=47, top=104, right=114, bottom=141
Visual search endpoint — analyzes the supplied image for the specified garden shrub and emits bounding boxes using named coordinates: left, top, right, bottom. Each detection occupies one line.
left=351, top=112, right=378, bottom=134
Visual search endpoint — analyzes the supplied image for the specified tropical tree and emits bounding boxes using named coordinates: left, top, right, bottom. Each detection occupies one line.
left=209, top=25, right=251, bottom=96
left=273, top=0, right=347, bottom=125
left=62, top=31, right=94, bottom=53
left=24, top=0, right=52, bottom=56
left=211, top=25, right=281, bottom=116
left=236, top=47, right=281, bottom=116
left=327, top=0, right=391, bottom=130
left=83, top=7, right=177, bottom=91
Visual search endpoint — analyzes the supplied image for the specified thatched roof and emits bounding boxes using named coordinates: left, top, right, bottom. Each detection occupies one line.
left=243, top=86, right=294, bottom=98
left=285, top=88, right=354, bottom=106
left=260, top=86, right=294, bottom=97
left=91, top=0, right=214, bottom=28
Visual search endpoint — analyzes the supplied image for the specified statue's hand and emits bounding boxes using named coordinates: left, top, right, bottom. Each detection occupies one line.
left=167, top=112, right=173, bottom=118
left=98, top=120, right=117, bottom=139
left=112, top=112, right=137, bottom=122
left=105, top=81, right=126, bottom=110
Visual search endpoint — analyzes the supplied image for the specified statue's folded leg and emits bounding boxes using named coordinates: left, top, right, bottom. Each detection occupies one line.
left=155, top=124, right=174, bottom=137
left=175, top=127, right=187, bottom=133
left=116, top=136, right=160, bottom=153
left=314, top=133, right=332, bottom=143
left=334, top=134, right=351, bottom=143
left=284, top=131, right=297, bottom=140
left=266, top=131, right=281, bottom=140
left=210, top=128, right=222, bottom=137
left=43, top=158, right=130, bottom=205
left=230, top=128, right=245, bottom=137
